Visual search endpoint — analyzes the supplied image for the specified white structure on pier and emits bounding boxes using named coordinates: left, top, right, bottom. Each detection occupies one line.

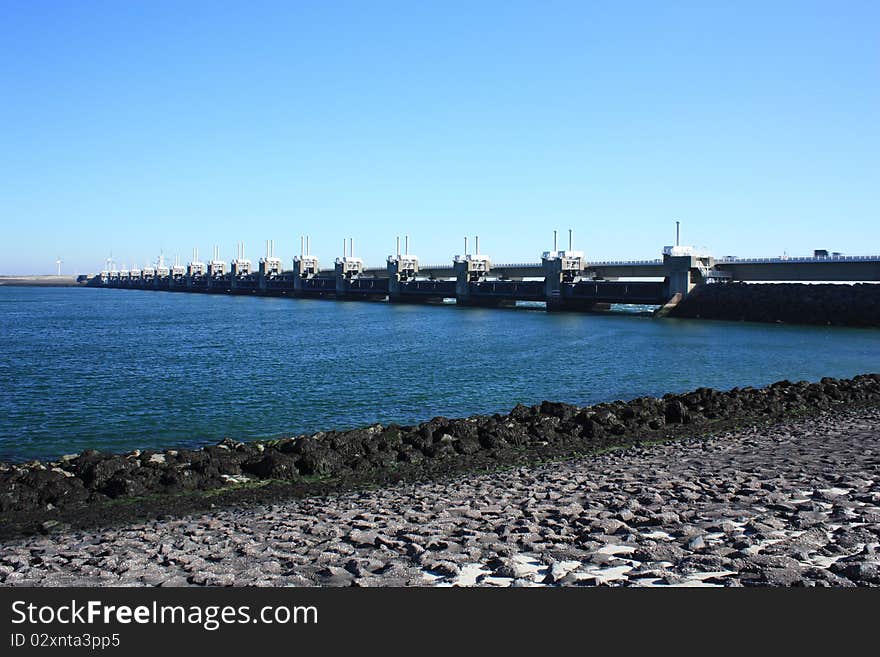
left=155, top=252, right=170, bottom=278
left=542, top=229, right=585, bottom=283
left=170, top=254, right=186, bottom=280
left=387, top=234, right=419, bottom=281
left=454, top=235, right=491, bottom=281
left=231, top=241, right=252, bottom=277
left=293, top=235, right=319, bottom=278
left=260, top=239, right=283, bottom=278
left=208, top=245, right=226, bottom=277
left=187, top=248, right=206, bottom=277
left=335, top=237, right=363, bottom=279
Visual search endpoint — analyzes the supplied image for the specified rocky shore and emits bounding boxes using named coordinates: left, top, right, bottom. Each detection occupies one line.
left=2, top=406, right=878, bottom=587
left=669, top=282, right=880, bottom=327
left=1, top=374, right=879, bottom=541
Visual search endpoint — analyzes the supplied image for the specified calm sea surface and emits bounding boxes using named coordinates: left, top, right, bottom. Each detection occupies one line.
left=1, top=286, right=878, bottom=461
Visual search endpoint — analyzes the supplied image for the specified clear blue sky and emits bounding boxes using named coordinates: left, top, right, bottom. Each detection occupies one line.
left=1, top=0, right=877, bottom=275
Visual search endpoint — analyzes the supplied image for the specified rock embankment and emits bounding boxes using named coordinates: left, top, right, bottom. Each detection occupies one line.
left=0, top=275, right=83, bottom=287
left=669, top=282, right=880, bottom=327
left=2, top=374, right=879, bottom=538
left=3, top=407, right=879, bottom=587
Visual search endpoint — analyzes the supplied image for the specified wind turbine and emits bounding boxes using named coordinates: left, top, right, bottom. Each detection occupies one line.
left=56, top=258, right=62, bottom=276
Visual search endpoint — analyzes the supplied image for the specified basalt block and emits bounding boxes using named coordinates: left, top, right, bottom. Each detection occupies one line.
left=0, top=374, right=878, bottom=527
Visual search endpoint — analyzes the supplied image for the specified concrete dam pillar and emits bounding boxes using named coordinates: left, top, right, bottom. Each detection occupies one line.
left=542, top=237, right=585, bottom=311
left=258, top=240, right=282, bottom=292
left=335, top=239, right=363, bottom=298
left=453, top=258, right=470, bottom=302
left=542, top=256, right=564, bottom=301
left=293, top=235, right=319, bottom=293
left=453, top=254, right=491, bottom=306
left=387, top=254, right=419, bottom=301
left=657, top=252, right=715, bottom=316
left=664, top=254, right=698, bottom=298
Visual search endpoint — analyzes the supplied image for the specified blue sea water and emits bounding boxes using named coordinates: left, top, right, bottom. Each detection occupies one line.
left=1, top=286, right=878, bottom=461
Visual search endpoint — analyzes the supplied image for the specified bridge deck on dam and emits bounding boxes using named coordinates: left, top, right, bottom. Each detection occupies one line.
left=714, top=256, right=880, bottom=282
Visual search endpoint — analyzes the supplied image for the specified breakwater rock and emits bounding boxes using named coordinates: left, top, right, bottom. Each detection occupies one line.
left=2, top=374, right=879, bottom=536
left=670, top=283, right=880, bottom=327
left=4, top=408, right=878, bottom=587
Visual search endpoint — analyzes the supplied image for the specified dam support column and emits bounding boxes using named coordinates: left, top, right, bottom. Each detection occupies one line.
left=656, top=250, right=715, bottom=316
left=453, top=259, right=470, bottom=303
left=665, top=254, right=697, bottom=298
left=454, top=236, right=491, bottom=306
left=206, top=246, right=227, bottom=293
left=258, top=240, right=282, bottom=293
left=335, top=238, right=363, bottom=299
left=543, top=230, right=585, bottom=311
left=230, top=242, right=252, bottom=293
left=186, top=249, right=205, bottom=291
left=387, top=235, right=419, bottom=303
left=293, top=235, right=319, bottom=296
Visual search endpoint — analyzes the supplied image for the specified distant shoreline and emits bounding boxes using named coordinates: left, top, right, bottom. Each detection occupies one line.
left=0, top=275, right=84, bottom=287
